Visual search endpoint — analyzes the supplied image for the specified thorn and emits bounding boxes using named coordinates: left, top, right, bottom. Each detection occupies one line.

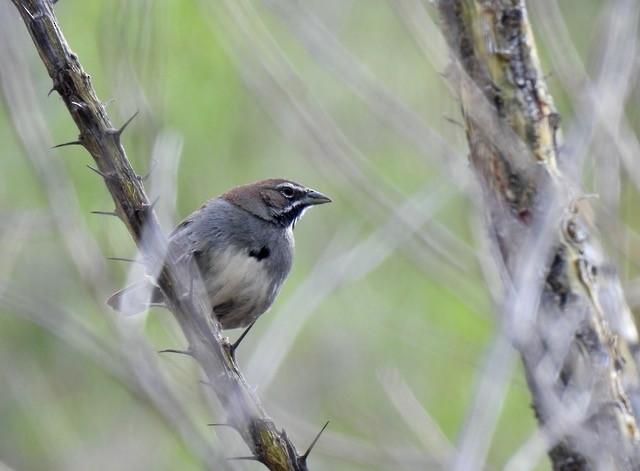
left=114, top=110, right=139, bottom=138
left=140, top=159, right=158, bottom=181
left=226, top=456, right=261, bottom=462
left=52, top=140, right=83, bottom=149
left=47, top=87, right=56, bottom=97
left=199, top=380, right=213, bottom=387
left=107, top=257, right=144, bottom=265
left=149, top=196, right=160, bottom=211
left=104, top=98, right=116, bottom=107
left=300, top=421, right=329, bottom=463
left=134, top=197, right=160, bottom=217
left=158, top=348, right=192, bottom=356
left=443, top=114, right=465, bottom=129
left=86, top=164, right=107, bottom=178
left=91, top=210, right=118, bottom=217
left=230, top=322, right=256, bottom=361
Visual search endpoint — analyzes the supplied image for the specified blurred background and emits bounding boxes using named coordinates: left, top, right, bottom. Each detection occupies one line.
left=1, top=1, right=639, bottom=470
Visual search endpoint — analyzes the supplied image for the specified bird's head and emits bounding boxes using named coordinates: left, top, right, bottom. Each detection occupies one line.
left=221, top=178, right=331, bottom=228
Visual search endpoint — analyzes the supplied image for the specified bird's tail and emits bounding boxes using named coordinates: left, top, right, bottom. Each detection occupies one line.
left=106, top=280, right=164, bottom=316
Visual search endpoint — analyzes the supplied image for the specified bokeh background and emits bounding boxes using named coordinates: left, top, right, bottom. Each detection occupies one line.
left=1, top=1, right=639, bottom=470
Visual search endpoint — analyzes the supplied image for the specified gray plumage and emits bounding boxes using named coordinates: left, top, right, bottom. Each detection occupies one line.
left=107, top=179, right=331, bottom=329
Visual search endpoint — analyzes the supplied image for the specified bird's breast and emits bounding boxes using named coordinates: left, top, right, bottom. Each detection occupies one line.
left=201, top=245, right=286, bottom=329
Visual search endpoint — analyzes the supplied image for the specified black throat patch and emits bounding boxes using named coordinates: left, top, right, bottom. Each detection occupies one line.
left=249, top=245, right=271, bottom=261
left=274, top=202, right=308, bottom=228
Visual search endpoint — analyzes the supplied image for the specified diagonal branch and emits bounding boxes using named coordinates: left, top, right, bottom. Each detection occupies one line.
left=10, top=0, right=308, bottom=469
left=436, top=0, right=640, bottom=468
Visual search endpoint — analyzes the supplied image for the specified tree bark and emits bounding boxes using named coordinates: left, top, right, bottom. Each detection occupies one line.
left=437, top=1, right=640, bottom=469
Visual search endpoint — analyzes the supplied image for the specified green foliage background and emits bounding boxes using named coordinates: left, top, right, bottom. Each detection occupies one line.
left=1, top=1, right=637, bottom=470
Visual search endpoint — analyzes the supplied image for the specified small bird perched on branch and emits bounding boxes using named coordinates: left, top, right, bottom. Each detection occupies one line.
left=107, top=178, right=331, bottom=330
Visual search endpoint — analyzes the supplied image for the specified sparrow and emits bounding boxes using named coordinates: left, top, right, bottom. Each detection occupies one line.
left=107, top=179, right=331, bottom=330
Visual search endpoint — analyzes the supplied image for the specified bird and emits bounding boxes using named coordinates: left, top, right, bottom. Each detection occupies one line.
left=106, top=178, right=331, bottom=330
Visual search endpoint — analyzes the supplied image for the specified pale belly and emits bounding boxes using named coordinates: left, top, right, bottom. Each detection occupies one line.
left=203, top=247, right=281, bottom=329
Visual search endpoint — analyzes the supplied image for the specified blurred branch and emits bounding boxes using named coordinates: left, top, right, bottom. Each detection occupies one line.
left=0, top=5, right=109, bottom=303
left=200, top=0, right=483, bottom=296
left=10, top=1, right=310, bottom=469
left=0, top=459, right=18, bottom=471
left=260, top=0, right=467, bottom=177
left=272, top=402, right=439, bottom=471
left=531, top=0, right=640, bottom=197
left=0, top=212, right=32, bottom=283
left=436, top=1, right=640, bottom=469
left=378, top=365, right=455, bottom=468
left=246, top=181, right=488, bottom=388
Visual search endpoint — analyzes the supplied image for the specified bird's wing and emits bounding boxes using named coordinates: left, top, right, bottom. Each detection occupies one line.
left=168, top=198, right=216, bottom=238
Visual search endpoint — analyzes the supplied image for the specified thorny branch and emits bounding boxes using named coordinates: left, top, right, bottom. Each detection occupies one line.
left=437, top=1, right=640, bottom=469
left=10, top=0, right=312, bottom=469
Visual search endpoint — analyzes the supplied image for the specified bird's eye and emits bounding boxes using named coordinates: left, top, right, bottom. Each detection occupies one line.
left=280, top=186, right=295, bottom=198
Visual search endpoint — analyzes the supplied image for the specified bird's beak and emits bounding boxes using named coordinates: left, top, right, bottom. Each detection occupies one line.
left=302, top=189, right=332, bottom=206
